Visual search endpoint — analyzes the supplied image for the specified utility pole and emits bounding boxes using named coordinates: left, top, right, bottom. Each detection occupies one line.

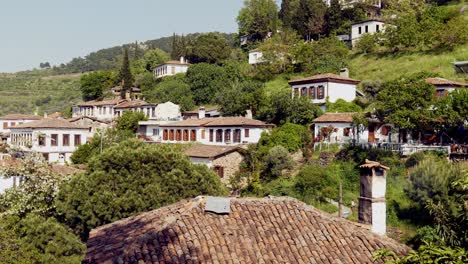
left=338, top=182, right=343, bottom=218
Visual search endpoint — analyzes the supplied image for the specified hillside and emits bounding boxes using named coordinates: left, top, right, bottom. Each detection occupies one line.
left=0, top=71, right=81, bottom=116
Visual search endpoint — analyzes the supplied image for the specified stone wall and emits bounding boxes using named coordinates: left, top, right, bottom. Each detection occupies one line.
left=212, top=151, right=244, bottom=185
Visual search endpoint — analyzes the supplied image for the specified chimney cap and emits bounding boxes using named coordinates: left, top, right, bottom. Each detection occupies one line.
left=359, top=159, right=389, bottom=170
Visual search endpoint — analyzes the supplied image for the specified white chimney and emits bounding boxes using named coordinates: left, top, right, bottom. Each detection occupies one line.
left=358, top=159, right=389, bottom=236
left=198, top=107, right=206, bottom=119
left=180, top=56, right=185, bottom=64
left=43, top=112, right=48, bottom=118
left=340, top=68, right=349, bottom=78
left=245, top=109, right=253, bottom=119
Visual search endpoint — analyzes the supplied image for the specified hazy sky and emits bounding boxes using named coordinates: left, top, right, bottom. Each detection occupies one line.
left=0, top=0, right=245, bottom=72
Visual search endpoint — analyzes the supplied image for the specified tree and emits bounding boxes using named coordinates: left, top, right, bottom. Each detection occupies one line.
left=218, top=80, right=265, bottom=117
left=258, top=123, right=311, bottom=154
left=133, top=48, right=170, bottom=74
left=186, top=33, right=231, bottom=64
left=185, top=63, right=228, bottom=105
left=326, top=0, right=342, bottom=34
left=264, top=146, right=294, bottom=179
left=79, top=71, right=115, bottom=101
left=144, top=74, right=195, bottom=111
left=292, top=0, right=327, bottom=40
left=326, top=99, right=362, bottom=113
left=39, top=62, right=51, bottom=69
left=117, top=48, right=134, bottom=99
left=355, top=33, right=379, bottom=54
left=237, top=0, right=279, bottom=42
left=116, top=111, right=147, bottom=133
left=56, top=139, right=226, bottom=239
left=279, top=0, right=299, bottom=29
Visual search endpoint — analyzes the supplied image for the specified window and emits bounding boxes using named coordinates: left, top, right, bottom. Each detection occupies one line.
left=224, top=129, right=231, bottom=142
left=216, top=129, right=223, bottom=142
left=376, top=24, right=380, bottom=32
left=209, top=129, right=214, bottom=142
left=214, top=166, right=224, bottom=178
left=436, top=89, right=446, bottom=98
left=42, top=153, right=49, bottom=161
left=176, top=130, right=182, bottom=141
left=317, top=85, right=325, bottom=99
left=201, top=129, right=206, bottom=139
left=343, top=128, right=350, bottom=137
left=51, top=134, right=58, bottom=146
left=245, top=129, right=250, bottom=138
left=2, top=122, right=7, bottom=129
left=171, top=66, right=175, bottom=74
left=381, top=126, right=390, bottom=136
left=74, top=135, right=81, bottom=146
left=38, top=134, right=46, bottom=146
left=63, top=134, right=70, bottom=146
left=183, top=129, right=189, bottom=141
left=233, top=129, right=241, bottom=143
left=309, top=86, right=315, bottom=99
left=169, top=129, right=175, bottom=140
left=301, top=87, right=307, bottom=97
left=190, top=130, right=196, bottom=141
left=358, top=26, right=362, bottom=34
left=294, top=88, right=299, bottom=97
left=365, top=25, right=368, bottom=33
left=163, top=129, right=168, bottom=140
left=152, top=129, right=159, bottom=136
left=10, top=122, right=15, bottom=127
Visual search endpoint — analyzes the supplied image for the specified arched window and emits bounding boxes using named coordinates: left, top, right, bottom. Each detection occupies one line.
left=309, top=86, right=315, bottom=99
left=317, top=86, right=325, bottom=99
left=301, top=87, right=307, bottom=97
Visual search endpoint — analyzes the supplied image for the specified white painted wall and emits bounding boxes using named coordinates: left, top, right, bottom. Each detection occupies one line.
left=73, top=105, right=115, bottom=120
left=153, top=64, right=189, bottom=79
left=189, top=157, right=213, bottom=167
left=248, top=51, right=264, bottom=65
left=291, top=81, right=356, bottom=104
left=314, top=122, right=399, bottom=143
left=372, top=202, right=386, bottom=235
left=351, top=21, right=386, bottom=48
left=0, top=118, right=40, bottom=134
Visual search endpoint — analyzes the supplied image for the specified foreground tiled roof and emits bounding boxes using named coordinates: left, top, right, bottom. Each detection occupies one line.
left=314, top=112, right=356, bottom=123
left=10, top=118, right=89, bottom=129
left=184, top=145, right=240, bottom=159
left=77, top=98, right=126, bottom=107
left=426, top=77, right=468, bottom=87
left=289, top=73, right=361, bottom=85
left=161, top=117, right=273, bottom=128
left=85, top=196, right=408, bottom=264
left=114, top=99, right=156, bottom=109
left=0, top=114, right=42, bottom=120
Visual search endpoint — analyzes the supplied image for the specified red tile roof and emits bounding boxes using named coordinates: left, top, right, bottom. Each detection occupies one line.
left=289, top=73, right=361, bottom=85
left=184, top=145, right=241, bottom=159
left=314, top=112, right=356, bottom=123
left=0, top=114, right=42, bottom=120
left=84, top=196, right=408, bottom=264
left=426, top=77, right=468, bottom=87
left=161, top=117, right=273, bottom=128
left=157, top=60, right=191, bottom=66
left=114, top=99, right=156, bottom=109
left=77, top=98, right=126, bottom=107
left=9, top=118, right=89, bottom=129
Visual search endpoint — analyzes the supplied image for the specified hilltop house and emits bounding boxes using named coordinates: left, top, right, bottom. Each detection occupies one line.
left=0, top=114, right=42, bottom=134
left=426, top=77, right=468, bottom=98
left=313, top=112, right=397, bottom=144
left=73, top=98, right=125, bottom=121
left=351, top=19, right=386, bottom=48
left=324, top=0, right=382, bottom=8
left=248, top=49, right=264, bottom=65
left=8, top=118, right=90, bottom=164
left=138, top=116, right=273, bottom=146
left=289, top=73, right=361, bottom=110
left=84, top=196, right=408, bottom=264
left=153, top=57, right=190, bottom=79
left=184, top=145, right=243, bottom=182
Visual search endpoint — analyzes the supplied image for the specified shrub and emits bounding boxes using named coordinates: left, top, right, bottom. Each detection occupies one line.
left=264, top=146, right=294, bottom=179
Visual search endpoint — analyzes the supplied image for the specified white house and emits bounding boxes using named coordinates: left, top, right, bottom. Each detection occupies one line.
left=73, top=98, right=125, bottom=121
left=0, top=114, right=42, bottom=134
left=139, top=116, right=273, bottom=146
left=289, top=73, right=361, bottom=110
left=324, top=0, right=382, bottom=8
left=351, top=19, right=386, bottom=48
left=67, top=116, right=111, bottom=135
left=153, top=57, right=190, bottom=79
left=313, top=113, right=398, bottom=144
left=426, top=77, right=468, bottom=98
left=8, top=118, right=90, bottom=164
left=182, top=106, right=221, bottom=120
left=248, top=49, right=264, bottom=65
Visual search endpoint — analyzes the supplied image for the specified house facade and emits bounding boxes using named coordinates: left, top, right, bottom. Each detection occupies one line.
left=0, top=114, right=42, bottom=134
left=313, top=113, right=398, bottom=144
left=68, top=116, right=111, bottom=134
left=289, top=73, right=360, bottom=110
left=73, top=98, right=125, bottom=121
left=324, top=0, right=382, bottom=8
left=248, top=50, right=264, bottom=65
left=182, top=106, right=220, bottom=120
left=426, top=77, right=468, bottom=98
left=153, top=57, right=190, bottom=79
left=8, top=119, right=90, bottom=164
left=351, top=19, right=386, bottom=48
left=139, top=117, right=273, bottom=146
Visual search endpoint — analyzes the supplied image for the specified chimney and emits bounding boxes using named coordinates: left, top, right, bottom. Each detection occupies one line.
left=245, top=109, right=253, bottom=119
left=340, top=68, right=349, bottom=78
left=198, top=106, right=206, bottom=119
left=358, top=159, right=389, bottom=236
left=43, top=112, right=48, bottom=118
left=180, top=56, right=185, bottom=64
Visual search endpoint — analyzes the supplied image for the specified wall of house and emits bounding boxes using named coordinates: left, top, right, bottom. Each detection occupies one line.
left=211, top=151, right=244, bottom=185
left=0, top=119, right=38, bottom=134
left=73, top=105, right=115, bottom=120
left=189, top=157, right=212, bottom=167
left=248, top=51, right=264, bottom=65
left=314, top=122, right=398, bottom=144
left=351, top=21, right=385, bottom=47
left=291, top=81, right=356, bottom=105
left=153, top=64, right=189, bottom=78
left=154, top=102, right=181, bottom=120
left=70, top=118, right=109, bottom=134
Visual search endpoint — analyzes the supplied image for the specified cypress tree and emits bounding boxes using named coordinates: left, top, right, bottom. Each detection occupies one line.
left=170, top=33, right=178, bottom=59
left=118, top=48, right=134, bottom=99
left=327, top=0, right=342, bottom=34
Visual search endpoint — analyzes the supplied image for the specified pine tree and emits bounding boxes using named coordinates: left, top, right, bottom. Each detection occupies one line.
left=118, top=48, right=134, bottom=99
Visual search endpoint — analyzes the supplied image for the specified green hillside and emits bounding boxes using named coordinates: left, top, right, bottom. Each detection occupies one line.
left=0, top=71, right=81, bottom=116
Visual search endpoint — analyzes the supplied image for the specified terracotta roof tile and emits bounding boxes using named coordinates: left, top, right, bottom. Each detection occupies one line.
left=0, top=114, right=42, bottom=120
left=314, top=113, right=356, bottom=123
left=85, top=197, right=408, bottom=264
left=77, top=98, right=126, bottom=107
left=161, top=117, right=273, bottom=128
left=184, top=145, right=241, bottom=159
left=426, top=77, right=468, bottom=87
left=114, top=99, right=156, bottom=109
left=158, top=60, right=191, bottom=66
left=289, top=73, right=361, bottom=85
left=9, top=118, right=89, bottom=129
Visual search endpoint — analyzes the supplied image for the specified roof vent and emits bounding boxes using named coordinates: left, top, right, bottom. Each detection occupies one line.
left=205, top=197, right=230, bottom=214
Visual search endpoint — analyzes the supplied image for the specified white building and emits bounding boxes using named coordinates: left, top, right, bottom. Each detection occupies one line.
left=153, top=57, right=190, bottom=79
left=0, top=114, right=42, bottom=134
left=182, top=106, right=221, bottom=120
left=73, top=98, right=125, bottom=121
left=426, top=77, right=468, bottom=98
left=139, top=116, right=273, bottom=146
left=324, top=0, right=382, bottom=9
left=248, top=50, right=264, bottom=65
left=313, top=113, right=397, bottom=144
left=289, top=73, right=361, bottom=110
left=351, top=19, right=386, bottom=48
left=8, top=118, right=90, bottom=164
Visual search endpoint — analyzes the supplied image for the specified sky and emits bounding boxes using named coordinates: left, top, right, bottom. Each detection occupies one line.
left=0, top=0, right=245, bottom=73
